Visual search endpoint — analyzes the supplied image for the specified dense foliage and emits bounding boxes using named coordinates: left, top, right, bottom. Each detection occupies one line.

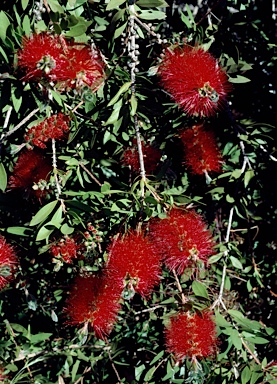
left=0, top=0, right=276, bottom=383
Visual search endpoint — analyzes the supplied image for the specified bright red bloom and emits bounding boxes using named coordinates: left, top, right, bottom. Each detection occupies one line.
left=8, top=149, right=52, bottom=200
left=17, top=33, right=66, bottom=80
left=165, top=311, right=217, bottom=360
left=64, top=274, right=122, bottom=339
left=180, top=124, right=223, bottom=175
left=0, top=236, right=18, bottom=290
left=159, top=46, right=231, bottom=117
left=25, top=113, right=70, bottom=149
left=149, top=209, right=215, bottom=275
left=50, top=236, right=81, bottom=264
left=107, top=231, right=162, bottom=298
left=122, top=140, right=161, bottom=174
left=56, top=44, right=105, bottom=91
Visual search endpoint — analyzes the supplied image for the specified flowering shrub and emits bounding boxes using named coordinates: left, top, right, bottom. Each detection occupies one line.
left=0, top=1, right=275, bottom=383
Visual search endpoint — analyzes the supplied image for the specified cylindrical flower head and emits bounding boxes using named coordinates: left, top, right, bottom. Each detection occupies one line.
left=55, top=44, right=105, bottom=91
left=122, top=140, right=161, bottom=174
left=64, top=274, right=122, bottom=339
left=149, top=209, right=215, bottom=275
left=0, top=236, right=18, bottom=290
left=25, top=113, right=70, bottom=149
left=8, top=149, right=52, bottom=200
left=107, top=231, right=162, bottom=298
left=180, top=124, right=223, bottom=175
left=158, top=46, right=231, bottom=117
left=165, top=311, right=217, bottom=360
left=17, top=33, right=66, bottom=81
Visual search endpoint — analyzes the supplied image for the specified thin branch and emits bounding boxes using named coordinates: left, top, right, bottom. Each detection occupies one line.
left=52, top=138, right=66, bottom=213
left=172, top=269, right=188, bottom=305
left=79, top=162, right=102, bottom=187
left=3, top=106, right=13, bottom=130
left=0, top=107, right=40, bottom=142
left=106, top=342, right=122, bottom=383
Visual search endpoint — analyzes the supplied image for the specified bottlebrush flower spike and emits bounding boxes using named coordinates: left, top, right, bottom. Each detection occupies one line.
left=165, top=311, right=217, bottom=360
left=122, top=140, right=161, bottom=174
left=25, top=113, right=70, bottom=149
left=158, top=46, right=231, bottom=117
left=8, top=149, right=52, bottom=201
left=17, top=33, right=65, bottom=81
left=56, top=44, right=105, bottom=92
left=149, top=209, right=215, bottom=275
left=64, top=274, right=122, bottom=339
left=180, top=124, right=223, bottom=175
left=0, top=236, right=18, bottom=290
left=107, top=231, right=162, bottom=298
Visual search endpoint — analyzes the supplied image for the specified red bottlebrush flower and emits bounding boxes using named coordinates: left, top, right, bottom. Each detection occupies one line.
left=8, top=149, right=52, bottom=200
left=0, top=236, right=18, bottom=290
left=122, top=140, right=161, bottom=174
left=180, top=124, right=223, bottom=175
left=17, top=33, right=65, bottom=81
left=158, top=46, right=231, bottom=117
left=165, top=311, right=217, bottom=360
left=56, top=44, right=105, bottom=92
left=149, top=209, right=215, bottom=275
left=64, top=274, right=122, bottom=339
left=25, top=113, right=70, bottom=149
left=106, top=231, right=162, bottom=298
left=50, top=236, right=81, bottom=264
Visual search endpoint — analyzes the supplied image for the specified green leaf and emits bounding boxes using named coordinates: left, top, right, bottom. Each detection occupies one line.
left=114, top=22, right=127, bottom=39
left=241, top=365, right=251, bottom=384
left=106, top=0, right=126, bottom=11
left=135, top=364, right=146, bottom=381
left=0, top=11, right=10, bottom=41
left=244, top=169, right=255, bottom=188
left=22, top=15, right=31, bottom=36
left=61, top=223, right=75, bottom=235
left=21, top=0, right=29, bottom=10
left=71, top=359, right=80, bottom=382
left=30, top=333, right=52, bottom=344
left=230, top=256, right=243, bottom=269
left=0, top=46, right=8, bottom=62
left=136, top=0, right=168, bottom=7
left=47, top=0, right=64, bottom=13
left=137, top=10, right=166, bottom=20
left=66, top=22, right=92, bottom=37
left=103, top=99, right=123, bottom=126
left=0, top=162, right=7, bottom=191
left=130, top=94, right=138, bottom=116
left=108, top=82, right=132, bottom=107
left=144, top=366, right=156, bottom=381
left=6, top=227, right=33, bottom=237
left=192, top=281, right=209, bottom=299
left=228, top=75, right=251, bottom=83
left=36, top=225, right=54, bottom=242
left=250, top=371, right=263, bottom=384
left=30, top=201, right=58, bottom=226
left=150, top=350, right=164, bottom=365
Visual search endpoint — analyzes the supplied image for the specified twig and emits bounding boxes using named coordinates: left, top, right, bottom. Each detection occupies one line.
left=172, top=269, right=187, bottom=305
left=52, top=138, right=66, bottom=213
left=3, top=106, right=13, bottom=130
left=106, top=341, right=122, bottom=383
left=79, top=162, right=102, bottom=187
left=0, top=107, right=40, bottom=142
left=239, top=139, right=253, bottom=174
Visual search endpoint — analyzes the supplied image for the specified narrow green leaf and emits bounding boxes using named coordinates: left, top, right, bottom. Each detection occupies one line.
left=137, top=10, right=166, bottom=20
left=30, top=200, right=58, bottom=226
left=114, top=22, right=127, bottom=39
left=137, top=0, right=168, bottom=7
left=150, top=350, right=164, bottom=366
left=71, top=359, right=80, bottom=382
left=192, top=280, right=209, bottom=299
left=135, top=364, right=146, bottom=381
left=47, top=0, right=64, bottom=13
left=144, top=366, right=156, bottom=381
left=250, top=371, right=263, bottom=384
left=6, top=227, right=33, bottom=237
left=21, top=0, right=29, bottom=10
left=241, top=365, right=251, bottom=384
left=0, top=162, right=7, bottom=192
left=0, top=46, right=8, bottom=62
left=130, top=94, right=138, bottom=116
left=36, top=225, right=54, bottom=242
left=108, top=82, right=132, bottom=107
left=244, top=169, right=255, bottom=188
left=0, top=11, right=10, bottom=41
left=106, top=0, right=126, bottom=11
left=30, top=333, right=52, bottom=344
left=228, top=75, right=251, bottom=83
left=61, top=223, right=75, bottom=235
left=22, top=15, right=31, bottom=36
left=230, top=256, right=243, bottom=269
